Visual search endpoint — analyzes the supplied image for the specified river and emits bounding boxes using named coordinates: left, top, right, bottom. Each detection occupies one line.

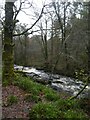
left=14, top=65, right=90, bottom=99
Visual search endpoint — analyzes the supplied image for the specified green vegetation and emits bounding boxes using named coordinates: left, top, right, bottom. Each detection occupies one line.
left=29, top=102, right=63, bottom=119
left=64, top=109, right=87, bottom=119
left=2, top=80, right=7, bottom=87
left=7, top=95, right=18, bottom=106
left=24, top=94, right=41, bottom=103
left=43, top=88, right=60, bottom=101
left=12, top=74, right=89, bottom=119
left=2, top=1, right=90, bottom=119
left=14, top=74, right=61, bottom=102
left=29, top=101, right=87, bottom=119
left=2, top=79, right=9, bottom=87
left=75, top=69, right=89, bottom=83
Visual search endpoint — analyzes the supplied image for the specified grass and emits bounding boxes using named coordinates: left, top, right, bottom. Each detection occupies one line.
left=3, top=74, right=89, bottom=119
left=63, top=109, right=87, bottom=119
left=29, top=102, right=63, bottom=119
left=7, top=95, right=18, bottom=106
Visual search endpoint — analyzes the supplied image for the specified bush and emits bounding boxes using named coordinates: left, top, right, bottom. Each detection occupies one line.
left=75, top=69, right=88, bottom=82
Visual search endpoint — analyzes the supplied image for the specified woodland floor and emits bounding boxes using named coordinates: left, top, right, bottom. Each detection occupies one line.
left=2, top=85, right=34, bottom=119
left=2, top=84, right=90, bottom=119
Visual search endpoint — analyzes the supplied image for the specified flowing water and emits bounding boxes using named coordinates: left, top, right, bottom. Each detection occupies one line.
left=14, top=65, right=90, bottom=98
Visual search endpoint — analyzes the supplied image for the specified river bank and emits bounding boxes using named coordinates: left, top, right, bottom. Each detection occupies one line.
left=14, top=65, right=90, bottom=99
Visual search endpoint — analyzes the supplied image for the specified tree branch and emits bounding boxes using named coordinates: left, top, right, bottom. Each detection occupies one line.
left=13, top=1, right=23, bottom=21
left=69, top=82, right=88, bottom=100
left=13, top=6, right=45, bottom=37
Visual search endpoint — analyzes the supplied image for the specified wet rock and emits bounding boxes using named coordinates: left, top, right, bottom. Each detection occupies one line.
left=26, top=72, right=37, bottom=77
left=51, top=84, right=63, bottom=92
left=14, top=65, right=23, bottom=71
left=52, top=80, right=64, bottom=84
left=51, top=74, right=60, bottom=79
left=14, top=65, right=90, bottom=99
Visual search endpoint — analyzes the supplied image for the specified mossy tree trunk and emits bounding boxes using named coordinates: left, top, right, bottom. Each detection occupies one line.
left=3, top=2, right=14, bottom=83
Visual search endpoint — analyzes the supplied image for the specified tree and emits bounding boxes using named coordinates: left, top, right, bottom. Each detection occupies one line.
left=40, top=21, right=49, bottom=70
left=87, top=2, right=90, bottom=73
left=3, top=1, right=15, bottom=83
left=14, top=23, right=30, bottom=66
left=3, top=0, right=45, bottom=83
left=69, top=2, right=90, bottom=100
left=52, top=1, right=71, bottom=74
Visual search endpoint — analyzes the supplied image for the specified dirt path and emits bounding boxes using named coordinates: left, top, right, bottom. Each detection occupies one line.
left=2, top=85, right=34, bottom=118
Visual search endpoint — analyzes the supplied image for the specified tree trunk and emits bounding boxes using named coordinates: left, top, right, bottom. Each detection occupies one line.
left=44, top=34, right=48, bottom=70
left=24, top=34, right=28, bottom=66
left=63, top=3, right=68, bottom=72
left=87, top=2, right=90, bottom=73
left=3, top=2, right=14, bottom=83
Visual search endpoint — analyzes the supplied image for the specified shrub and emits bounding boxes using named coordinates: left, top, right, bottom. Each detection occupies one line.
left=75, top=69, right=88, bottom=83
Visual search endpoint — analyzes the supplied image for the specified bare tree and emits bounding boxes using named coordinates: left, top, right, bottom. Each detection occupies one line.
left=40, top=20, right=49, bottom=70
left=87, top=2, right=90, bottom=73
left=52, top=1, right=70, bottom=73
